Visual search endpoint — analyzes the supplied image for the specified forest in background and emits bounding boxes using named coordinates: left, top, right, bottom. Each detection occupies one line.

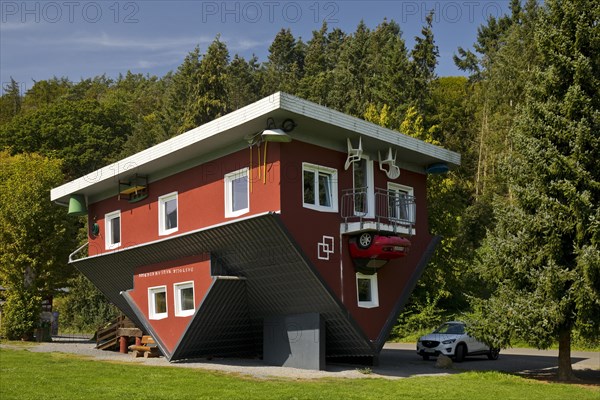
left=1, top=0, right=597, bottom=381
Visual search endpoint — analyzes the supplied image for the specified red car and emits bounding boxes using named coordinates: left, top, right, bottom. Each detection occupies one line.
left=349, top=232, right=411, bottom=260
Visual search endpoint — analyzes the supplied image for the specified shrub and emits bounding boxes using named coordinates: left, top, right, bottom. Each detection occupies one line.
left=2, top=289, right=42, bottom=340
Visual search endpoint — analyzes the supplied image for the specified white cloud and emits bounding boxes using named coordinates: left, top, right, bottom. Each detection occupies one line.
left=66, top=32, right=212, bottom=51
left=0, top=21, right=38, bottom=31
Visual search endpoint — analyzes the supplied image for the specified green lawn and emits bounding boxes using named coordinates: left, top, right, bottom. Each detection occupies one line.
left=0, top=348, right=597, bottom=400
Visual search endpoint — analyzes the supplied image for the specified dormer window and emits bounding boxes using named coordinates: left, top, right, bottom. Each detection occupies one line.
left=302, top=163, right=338, bottom=213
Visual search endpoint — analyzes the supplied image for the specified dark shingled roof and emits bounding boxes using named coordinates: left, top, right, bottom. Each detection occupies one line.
left=72, top=213, right=376, bottom=361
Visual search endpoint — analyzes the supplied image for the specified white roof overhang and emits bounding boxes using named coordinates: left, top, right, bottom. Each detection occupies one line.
left=51, top=92, right=460, bottom=204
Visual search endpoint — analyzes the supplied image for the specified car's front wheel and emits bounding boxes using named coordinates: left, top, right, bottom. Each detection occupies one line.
left=487, top=348, right=500, bottom=360
left=454, top=344, right=466, bottom=362
left=357, top=232, right=374, bottom=249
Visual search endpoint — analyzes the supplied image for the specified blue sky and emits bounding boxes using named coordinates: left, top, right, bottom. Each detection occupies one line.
left=0, top=1, right=511, bottom=94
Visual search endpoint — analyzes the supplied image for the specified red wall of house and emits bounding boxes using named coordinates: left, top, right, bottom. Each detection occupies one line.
left=279, top=140, right=432, bottom=341
left=127, top=254, right=213, bottom=353
left=87, top=146, right=281, bottom=256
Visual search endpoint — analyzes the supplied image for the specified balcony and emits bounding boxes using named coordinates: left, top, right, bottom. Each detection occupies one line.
left=341, top=187, right=416, bottom=235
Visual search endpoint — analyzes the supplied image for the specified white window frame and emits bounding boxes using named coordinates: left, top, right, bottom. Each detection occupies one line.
left=356, top=273, right=379, bottom=308
left=158, top=192, right=178, bottom=236
left=148, top=286, right=168, bottom=320
left=387, top=183, right=415, bottom=223
left=302, top=162, right=338, bottom=213
left=105, top=210, right=121, bottom=250
left=224, top=167, right=250, bottom=218
left=174, top=281, right=195, bottom=317
left=352, top=156, right=375, bottom=218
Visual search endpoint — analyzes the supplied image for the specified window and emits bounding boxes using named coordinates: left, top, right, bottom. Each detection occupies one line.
left=225, top=168, right=249, bottom=218
left=158, top=192, right=178, bottom=235
left=302, top=163, right=338, bottom=212
left=174, top=281, right=195, bottom=317
left=105, top=210, right=121, bottom=250
left=148, top=286, right=167, bottom=319
left=356, top=273, right=379, bottom=308
left=388, top=183, right=415, bottom=223
left=353, top=157, right=374, bottom=217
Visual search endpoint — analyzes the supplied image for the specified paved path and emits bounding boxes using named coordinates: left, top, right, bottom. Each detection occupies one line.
left=380, top=343, right=599, bottom=382
left=3, top=339, right=598, bottom=383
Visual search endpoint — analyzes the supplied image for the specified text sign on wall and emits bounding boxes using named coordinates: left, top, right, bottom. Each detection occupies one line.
left=138, top=266, right=194, bottom=279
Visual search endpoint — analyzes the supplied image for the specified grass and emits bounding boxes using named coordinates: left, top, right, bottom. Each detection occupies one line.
left=0, top=348, right=597, bottom=400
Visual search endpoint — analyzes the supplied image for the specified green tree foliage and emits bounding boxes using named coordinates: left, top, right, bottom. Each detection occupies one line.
left=0, top=98, right=132, bottom=179
left=329, top=21, right=371, bottom=116
left=164, top=46, right=202, bottom=135
left=1, top=289, right=42, bottom=339
left=410, top=11, right=439, bottom=114
left=21, top=77, right=72, bottom=111
left=299, top=22, right=331, bottom=104
left=0, top=78, right=22, bottom=125
left=263, top=28, right=305, bottom=95
left=56, top=273, right=119, bottom=332
left=470, top=0, right=600, bottom=381
left=227, top=55, right=261, bottom=110
left=191, top=37, right=231, bottom=126
left=113, top=72, right=170, bottom=158
left=0, top=152, right=77, bottom=338
left=365, top=20, right=412, bottom=129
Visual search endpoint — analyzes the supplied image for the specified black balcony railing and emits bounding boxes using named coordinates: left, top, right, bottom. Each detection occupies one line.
left=341, top=187, right=416, bottom=234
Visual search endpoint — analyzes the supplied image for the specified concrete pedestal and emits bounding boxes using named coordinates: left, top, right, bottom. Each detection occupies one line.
left=263, top=313, right=325, bottom=370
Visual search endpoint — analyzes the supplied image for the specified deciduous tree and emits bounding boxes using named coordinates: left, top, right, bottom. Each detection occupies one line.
left=0, top=152, right=77, bottom=339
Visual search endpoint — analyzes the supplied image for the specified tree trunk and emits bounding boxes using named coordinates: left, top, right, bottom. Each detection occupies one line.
left=557, top=328, right=576, bottom=381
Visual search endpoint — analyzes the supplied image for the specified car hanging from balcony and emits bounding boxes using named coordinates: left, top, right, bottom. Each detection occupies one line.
left=349, top=232, right=411, bottom=274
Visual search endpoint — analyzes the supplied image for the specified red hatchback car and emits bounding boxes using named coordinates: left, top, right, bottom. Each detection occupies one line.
left=349, top=232, right=411, bottom=260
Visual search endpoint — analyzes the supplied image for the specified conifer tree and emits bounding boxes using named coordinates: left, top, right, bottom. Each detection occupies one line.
left=164, top=46, right=202, bottom=135
left=227, top=54, right=261, bottom=110
left=471, top=0, right=600, bottom=381
left=365, top=19, right=411, bottom=129
left=410, top=11, right=439, bottom=115
left=329, top=21, right=371, bottom=117
left=184, top=37, right=230, bottom=129
left=263, top=28, right=305, bottom=95
left=299, top=22, right=330, bottom=103
left=0, top=78, right=21, bottom=125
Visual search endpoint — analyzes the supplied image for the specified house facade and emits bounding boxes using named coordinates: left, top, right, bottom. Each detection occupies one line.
left=51, top=92, right=460, bottom=369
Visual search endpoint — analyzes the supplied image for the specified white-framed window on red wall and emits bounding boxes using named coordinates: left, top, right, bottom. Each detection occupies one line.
left=302, top=162, right=338, bottom=212
left=387, top=182, right=415, bottom=224
left=356, top=272, right=379, bottom=308
left=158, top=192, right=178, bottom=236
left=224, top=167, right=249, bottom=218
left=104, top=210, right=121, bottom=250
left=148, top=286, right=168, bottom=320
left=174, top=281, right=195, bottom=317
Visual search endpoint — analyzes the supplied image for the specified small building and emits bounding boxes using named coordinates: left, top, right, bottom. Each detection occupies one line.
left=51, top=92, right=460, bottom=369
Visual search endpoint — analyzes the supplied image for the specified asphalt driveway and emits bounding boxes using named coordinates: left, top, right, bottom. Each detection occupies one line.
left=378, top=343, right=599, bottom=382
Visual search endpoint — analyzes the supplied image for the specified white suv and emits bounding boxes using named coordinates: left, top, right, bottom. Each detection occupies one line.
left=416, top=321, right=500, bottom=362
